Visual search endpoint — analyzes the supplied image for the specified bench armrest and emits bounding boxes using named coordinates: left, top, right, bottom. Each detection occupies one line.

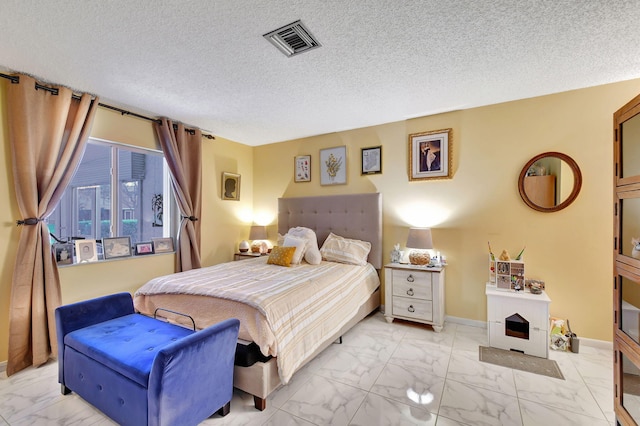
left=55, top=292, right=134, bottom=384
left=147, top=318, right=240, bottom=426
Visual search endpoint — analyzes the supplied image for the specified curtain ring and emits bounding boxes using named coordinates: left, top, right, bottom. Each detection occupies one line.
left=181, top=215, right=199, bottom=222
left=16, top=217, right=42, bottom=226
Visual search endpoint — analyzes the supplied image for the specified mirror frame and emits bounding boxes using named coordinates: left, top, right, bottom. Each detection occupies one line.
left=518, top=152, right=582, bottom=213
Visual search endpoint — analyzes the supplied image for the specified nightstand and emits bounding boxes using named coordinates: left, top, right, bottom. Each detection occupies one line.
left=233, top=252, right=267, bottom=261
left=384, top=263, right=446, bottom=332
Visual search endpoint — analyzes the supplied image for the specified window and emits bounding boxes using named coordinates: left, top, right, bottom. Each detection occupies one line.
left=48, top=138, right=175, bottom=252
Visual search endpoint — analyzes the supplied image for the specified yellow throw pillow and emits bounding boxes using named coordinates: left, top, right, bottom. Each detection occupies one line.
left=267, top=246, right=297, bottom=267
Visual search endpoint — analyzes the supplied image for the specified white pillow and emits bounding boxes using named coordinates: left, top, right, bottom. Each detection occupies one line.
left=320, top=232, right=371, bottom=266
left=283, top=234, right=307, bottom=264
left=287, top=227, right=321, bottom=265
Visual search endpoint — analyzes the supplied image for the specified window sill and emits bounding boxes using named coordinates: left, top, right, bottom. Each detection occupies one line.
left=57, top=251, right=175, bottom=268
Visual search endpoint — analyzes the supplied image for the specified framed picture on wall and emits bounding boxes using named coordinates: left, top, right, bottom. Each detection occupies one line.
left=361, top=146, right=382, bottom=175
left=408, top=128, right=452, bottom=181
left=320, top=146, right=347, bottom=185
left=222, top=172, right=241, bottom=201
left=294, top=155, right=311, bottom=182
left=103, top=236, right=132, bottom=259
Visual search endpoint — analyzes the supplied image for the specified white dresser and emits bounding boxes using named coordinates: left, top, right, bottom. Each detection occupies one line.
left=485, top=283, right=551, bottom=358
left=384, top=263, right=445, bottom=332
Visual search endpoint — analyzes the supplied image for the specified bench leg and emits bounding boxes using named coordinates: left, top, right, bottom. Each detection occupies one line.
left=216, top=401, right=231, bottom=417
left=61, top=384, right=72, bottom=395
left=253, top=395, right=266, bottom=411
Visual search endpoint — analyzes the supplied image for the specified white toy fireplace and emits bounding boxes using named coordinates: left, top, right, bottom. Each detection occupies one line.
left=486, top=284, right=551, bottom=358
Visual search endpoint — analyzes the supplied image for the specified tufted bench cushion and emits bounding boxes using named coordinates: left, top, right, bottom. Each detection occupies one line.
left=64, top=314, right=193, bottom=387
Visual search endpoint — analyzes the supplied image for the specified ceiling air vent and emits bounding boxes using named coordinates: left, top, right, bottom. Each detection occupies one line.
left=263, top=20, right=321, bottom=57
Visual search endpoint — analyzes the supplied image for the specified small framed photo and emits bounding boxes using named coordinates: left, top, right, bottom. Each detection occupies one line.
left=222, top=172, right=241, bottom=201
left=294, top=155, right=311, bottom=182
left=152, top=237, right=174, bottom=253
left=408, top=128, right=452, bottom=181
left=361, top=146, right=382, bottom=175
left=53, top=243, right=74, bottom=265
left=75, top=239, right=99, bottom=263
left=135, top=242, right=155, bottom=255
left=320, top=146, right=347, bottom=185
left=103, top=237, right=132, bottom=259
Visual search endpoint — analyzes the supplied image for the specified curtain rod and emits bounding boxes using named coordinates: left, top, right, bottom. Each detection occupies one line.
left=0, top=72, right=215, bottom=140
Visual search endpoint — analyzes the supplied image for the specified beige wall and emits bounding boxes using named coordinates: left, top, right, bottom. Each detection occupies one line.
left=254, top=79, right=640, bottom=342
left=2, top=77, right=640, bottom=363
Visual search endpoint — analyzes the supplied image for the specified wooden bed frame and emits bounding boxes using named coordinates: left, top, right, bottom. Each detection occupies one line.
left=234, top=192, right=383, bottom=410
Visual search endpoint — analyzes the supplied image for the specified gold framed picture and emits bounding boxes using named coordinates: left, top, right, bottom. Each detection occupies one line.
left=222, top=172, right=241, bottom=201
left=408, top=128, right=452, bottom=181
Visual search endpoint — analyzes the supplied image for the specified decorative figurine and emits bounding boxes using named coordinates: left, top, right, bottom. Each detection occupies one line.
left=390, top=243, right=403, bottom=263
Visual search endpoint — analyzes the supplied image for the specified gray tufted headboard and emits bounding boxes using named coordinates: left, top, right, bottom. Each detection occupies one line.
left=278, top=193, right=383, bottom=269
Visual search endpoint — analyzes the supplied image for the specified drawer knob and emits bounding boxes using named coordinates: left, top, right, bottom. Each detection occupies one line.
left=408, top=305, right=415, bottom=313
left=406, top=288, right=414, bottom=296
left=406, top=274, right=415, bottom=283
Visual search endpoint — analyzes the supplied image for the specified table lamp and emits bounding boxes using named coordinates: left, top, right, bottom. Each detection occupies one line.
left=249, top=225, right=268, bottom=253
left=406, top=227, right=433, bottom=265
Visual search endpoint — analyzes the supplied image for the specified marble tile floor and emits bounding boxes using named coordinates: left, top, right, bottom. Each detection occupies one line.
left=0, top=312, right=614, bottom=425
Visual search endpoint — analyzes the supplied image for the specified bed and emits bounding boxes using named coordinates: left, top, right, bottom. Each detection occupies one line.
left=133, top=193, right=382, bottom=410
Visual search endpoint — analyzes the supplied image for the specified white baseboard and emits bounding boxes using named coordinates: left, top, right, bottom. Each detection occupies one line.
left=578, top=336, right=613, bottom=350
left=383, top=309, right=613, bottom=349
left=445, top=315, right=487, bottom=329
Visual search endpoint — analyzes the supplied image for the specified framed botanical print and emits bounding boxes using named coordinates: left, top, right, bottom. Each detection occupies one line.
left=408, top=128, right=452, bottom=181
left=320, top=146, right=347, bottom=185
left=361, top=146, right=382, bottom=175
left=222, top=172, right=241, bottom=201
left=294, top=155, right=311, bottom=182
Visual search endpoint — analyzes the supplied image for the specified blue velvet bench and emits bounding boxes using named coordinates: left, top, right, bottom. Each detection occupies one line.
left=55, top=292, right=240, bottom=426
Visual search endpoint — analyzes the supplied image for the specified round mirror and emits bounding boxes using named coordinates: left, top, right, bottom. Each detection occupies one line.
left=518, top=152, right=582, bottom=212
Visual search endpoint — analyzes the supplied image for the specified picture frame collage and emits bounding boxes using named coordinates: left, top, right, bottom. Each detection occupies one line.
left=54, top=236, right=175, bottom=265
left=290, top=128, right=452, bottom=184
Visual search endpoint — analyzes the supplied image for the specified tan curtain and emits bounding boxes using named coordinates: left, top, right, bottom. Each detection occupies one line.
left=5, top=75, right=99, bottom=376
left=154, top=118, right=202, bottom=271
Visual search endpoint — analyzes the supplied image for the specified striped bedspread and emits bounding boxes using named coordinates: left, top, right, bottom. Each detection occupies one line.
left=134, top=257, right=380, bottom=383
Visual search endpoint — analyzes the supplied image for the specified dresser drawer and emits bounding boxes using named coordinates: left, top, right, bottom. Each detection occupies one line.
left=392, top=270, right=432, bottom=300
left=392, top=296, right=433, bottom=321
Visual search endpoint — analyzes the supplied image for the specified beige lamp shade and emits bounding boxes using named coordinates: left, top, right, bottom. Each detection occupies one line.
left=406, top=227, right=433, bottom=265
left=249, top=225, right=267, bottom=240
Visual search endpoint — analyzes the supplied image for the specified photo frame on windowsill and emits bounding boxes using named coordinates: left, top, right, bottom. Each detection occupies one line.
left=408, top=128, right=452, bottom=181
left=75, top=239, right=99, bottom=263
left=103, top=237, right=132, bottom=259
left=152, top=237, right=174, bottom=253
left=54, top=243, right=74, bottom=265
left=135, top=241, right=154, bottom=255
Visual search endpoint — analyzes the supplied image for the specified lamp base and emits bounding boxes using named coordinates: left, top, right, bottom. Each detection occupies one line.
left=409, top=251, right=431, bottom=265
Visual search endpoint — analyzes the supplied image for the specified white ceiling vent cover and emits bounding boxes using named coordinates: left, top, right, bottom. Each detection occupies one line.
left=263, top=20, right=321, bottom=57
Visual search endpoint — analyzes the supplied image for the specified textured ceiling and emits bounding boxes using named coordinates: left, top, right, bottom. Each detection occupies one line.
left=2, top=1, right=640, bottom=146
